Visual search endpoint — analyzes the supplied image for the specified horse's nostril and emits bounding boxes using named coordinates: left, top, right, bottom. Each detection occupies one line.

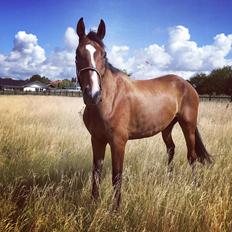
left=84, top=86, right=91, bottom=97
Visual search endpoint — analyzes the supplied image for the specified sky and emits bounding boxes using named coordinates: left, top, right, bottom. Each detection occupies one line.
left=0, top=0, right=232, bottom=80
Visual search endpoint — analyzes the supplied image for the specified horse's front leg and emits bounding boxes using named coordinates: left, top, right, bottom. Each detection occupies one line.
left=110, top=136, right=127, bottom=210
left=91, top=136, right=107, bottom=200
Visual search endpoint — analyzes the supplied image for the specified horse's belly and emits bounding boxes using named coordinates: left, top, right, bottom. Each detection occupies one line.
left=128, top=121, right=172, bottom=139
left=128, top=128, right=160, bottom=140
left=128, top=103, right=176, bottom=140
left=128, top=119, right=169, bottom=139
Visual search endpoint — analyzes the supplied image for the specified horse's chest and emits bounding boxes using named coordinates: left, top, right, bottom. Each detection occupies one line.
left=83, top=110, right=106, bottom=138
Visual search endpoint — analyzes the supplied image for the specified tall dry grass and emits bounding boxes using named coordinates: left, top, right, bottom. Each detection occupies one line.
left=0, top=96, right=231, bottom=232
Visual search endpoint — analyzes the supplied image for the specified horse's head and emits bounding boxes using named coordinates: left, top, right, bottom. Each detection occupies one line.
left=76, top=18, right=106, bottom=105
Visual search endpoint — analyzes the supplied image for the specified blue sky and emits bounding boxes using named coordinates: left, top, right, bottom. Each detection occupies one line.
left=0, top=0, right=232, bottom=79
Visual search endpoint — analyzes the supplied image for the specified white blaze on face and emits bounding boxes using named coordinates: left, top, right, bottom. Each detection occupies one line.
left=85, top=44, right=100, bottom=97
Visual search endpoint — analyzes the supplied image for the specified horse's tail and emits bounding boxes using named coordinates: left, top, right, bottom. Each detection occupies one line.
left=195, top=127, right=212, bottom=164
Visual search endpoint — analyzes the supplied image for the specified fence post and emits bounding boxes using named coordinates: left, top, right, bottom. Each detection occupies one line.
left=209, top=95, right=211, bottom=101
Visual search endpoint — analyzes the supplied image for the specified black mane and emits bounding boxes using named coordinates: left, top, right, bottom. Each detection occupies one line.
left=86, top=31, right=105, bottom=48
left=86, top=31, right=124, bottom=75
left=106, top=62, right=124, bottom=74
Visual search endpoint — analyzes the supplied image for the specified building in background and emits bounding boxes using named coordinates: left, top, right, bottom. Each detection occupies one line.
left=0, top=78, right=49, bottom=92
left=0, top=78, right=28, bottom=91
left=23, top=81, right=48, bottom=92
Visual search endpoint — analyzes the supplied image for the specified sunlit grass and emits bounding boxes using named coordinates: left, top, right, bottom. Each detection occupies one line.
left=0, top=96, right=231, bottom=231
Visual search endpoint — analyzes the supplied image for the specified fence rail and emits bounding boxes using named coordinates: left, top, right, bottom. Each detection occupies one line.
left=199, top=95, right=232, bottom=102
left=0, top=90, right=82, bottom=97
left=0, top=90, right=232, bottom=102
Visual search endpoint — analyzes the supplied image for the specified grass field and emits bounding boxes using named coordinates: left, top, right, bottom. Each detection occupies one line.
left=0, top=96, right=232, bottom=232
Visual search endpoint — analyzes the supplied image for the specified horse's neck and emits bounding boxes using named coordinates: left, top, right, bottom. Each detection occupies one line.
left=95, top=68, right=121, bottom=118
left=85, top=67, right=128, bottom=118
left=102, top=69, right=118, bottom=98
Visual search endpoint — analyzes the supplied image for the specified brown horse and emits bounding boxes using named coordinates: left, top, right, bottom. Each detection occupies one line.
left=75, top=18, right=211, bottom=210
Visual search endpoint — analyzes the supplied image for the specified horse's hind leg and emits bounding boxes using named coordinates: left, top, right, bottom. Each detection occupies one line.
left=162, top=117, right=178, bottom=175
left=178, top=118, right=198, bottom=181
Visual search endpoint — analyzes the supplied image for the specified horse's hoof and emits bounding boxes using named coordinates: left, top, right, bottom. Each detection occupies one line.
left=167, top=171, right=173, bottom=180
left=108, top=203, right=120, bottom=214
left=192, top=179, right=201, bottom=188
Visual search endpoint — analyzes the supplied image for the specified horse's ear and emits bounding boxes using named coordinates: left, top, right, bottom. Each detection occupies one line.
left=76, top=17, right=85, bottom=40
left=97, top=19, right=106, bottom=40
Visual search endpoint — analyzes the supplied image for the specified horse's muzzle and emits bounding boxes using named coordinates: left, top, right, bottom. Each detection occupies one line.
left=83, top=90, right=102, bottom=105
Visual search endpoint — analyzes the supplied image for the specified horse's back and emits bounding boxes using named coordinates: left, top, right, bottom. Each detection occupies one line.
left=141, top=74, right=199, bottom=124
left=124, top=74, right=199, bottom=139
left=132, top=74, right=199, bottom=108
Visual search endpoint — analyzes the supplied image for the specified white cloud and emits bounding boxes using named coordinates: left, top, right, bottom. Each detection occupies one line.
left=0, top=25, right=232, bottom=80
left=0, top=28, right=78, bottom=79
left=107, top=45, right=130, bottom=71
left=64, top=27, right=78, bottom=51
left=41, top=27, right=78, bottom=78
left=166, top=26, right=232, bottom=72
left=107, top=44, right=171, bottom=78
left=0, top=31, right=46, bottom=79
left=8, top=31, right=46, bottom=64
left=169, top=25, right=190, bottom=42
left=108, top=25, right=232, bottom=79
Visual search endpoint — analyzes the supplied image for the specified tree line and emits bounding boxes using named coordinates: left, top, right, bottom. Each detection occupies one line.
left=18, top=65, right=232, bottom=94
left=189, top=66, right=232, bottom=95
left=28, top=75, right=76, bottom=89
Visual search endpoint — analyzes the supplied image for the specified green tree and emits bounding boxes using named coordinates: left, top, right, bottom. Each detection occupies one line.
left=189, top=73, right=211, bottom=94
left=209, top=66, right=232, bottom=94
left=29, top=74, right=50, bottom=84
left=57, top=79, right=75, bottom=89
left=189, top=66, right=232, bottom=95
left=225, top=75, right=232, bottom=95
